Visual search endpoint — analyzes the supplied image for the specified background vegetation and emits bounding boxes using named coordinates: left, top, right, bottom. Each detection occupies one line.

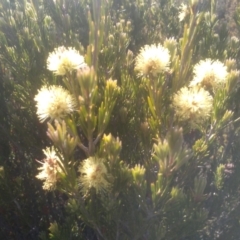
left=0, top=0, right=240, bottom=239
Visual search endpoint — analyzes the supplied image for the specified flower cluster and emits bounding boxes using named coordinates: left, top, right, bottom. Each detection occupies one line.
left=173, top=87, right=213, bottom=126
left=36, top=147, right=63, bottom=191
left=34, top=85, right=76, bottom=122
left=78, top=157, right=111, bottom=194
left=135, top=44, right=170, bottom=76
left=47, top=46, right=86, bottom=75
left=172, top=58, right=229, bottom=127
left=178, top=3, right=189, bottom=22
left=190, top=59, right=228, bottom=90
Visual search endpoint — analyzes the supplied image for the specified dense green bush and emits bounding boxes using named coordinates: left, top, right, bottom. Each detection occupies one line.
left=0, top=0, right=240, bottom=239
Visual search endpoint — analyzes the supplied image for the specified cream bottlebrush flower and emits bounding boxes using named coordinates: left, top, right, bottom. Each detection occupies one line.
left=47, top=46, right=86, bottom=75
left=34, top=85, right=76, bottom=122
left=36, top=147, right=63, bottom=191
left=173, top=87, right=213, bottom=126
left=135, top=44, right=170, bottom=76
left=190, top=59, right=228, bottom=89
left=230, top=36, right=239, bottom=43
left=79, top=157, right=110, bottom=194
left=179, top=3, right=189, bottom=22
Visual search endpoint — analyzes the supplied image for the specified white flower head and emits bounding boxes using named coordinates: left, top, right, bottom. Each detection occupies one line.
left=135, top=44, right=170, bottom=77
left=190, top=59, right=228, bottom=89
left=36, top=147, right=63, bottom=191
left=173, top=86, right=213, bottom=127
left=79, top=157, right=111, bottom=194
left=34, top=85, right=76, bottom=122
left=179, top=3, right=189, bottom=22
left=230, top=36, right=239, bottom=43
left=47, top=46, right=86, bottom=75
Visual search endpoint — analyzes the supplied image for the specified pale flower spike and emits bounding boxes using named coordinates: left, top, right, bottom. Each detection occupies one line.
left=178, top=3, right=189, bottom=22
left=79, top=157, right=111, bottom=195
left=36, top=147, right=64, bottom=191
left=173, top=86, right=213, bottom=127
left=47, top=46, right=86, bottom=76
left=135, top=44, right=170, bottom=77
left=190, top=59, right=228, bottom=89
left=34, top=85, right=76, bottom=122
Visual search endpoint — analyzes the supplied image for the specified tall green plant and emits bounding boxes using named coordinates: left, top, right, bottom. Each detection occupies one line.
left=31, top=0, right=240, bottom=239
left=1, top=0, right=240, bottom=239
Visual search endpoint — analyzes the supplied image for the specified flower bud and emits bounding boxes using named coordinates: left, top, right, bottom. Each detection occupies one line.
left=101, top=134, right=122, bottom=163
left=126, top=50, right=134, bottom=67
left=77, top=65, right=96, bottom=100
left=164, top=37, right=177, bottom=56
left=192, top=176, right=207, bottom=202
left=131, top=164, right=146, bottom=185
left=78, top=96, right=85, bottom=105
left=214, top=164, right=225, bottom=189
left=106, top=78, right=119, bottom=92
left=225, top=58, right=237, bottom=71
left=126, top=21, right=131, bottom=32
left=120, top=19, right=125, bottom=25
left=230, top=36, right=239, bottom=44
left=226, top=70, right=239, bottom=92
left=77, top=64, right=91, bottom=79
left=229, top=36, right=240, bottom=51
left=116, top=22, right=122, bottom=31
left=119, top=33, right=127, bottom=47
left=108, top=34, right=114, bottom=44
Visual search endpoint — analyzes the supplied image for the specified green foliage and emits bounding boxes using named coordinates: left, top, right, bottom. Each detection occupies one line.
left=1, top=0, right=240, bottom=239
left=214, top=163, right=225, bottom=190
